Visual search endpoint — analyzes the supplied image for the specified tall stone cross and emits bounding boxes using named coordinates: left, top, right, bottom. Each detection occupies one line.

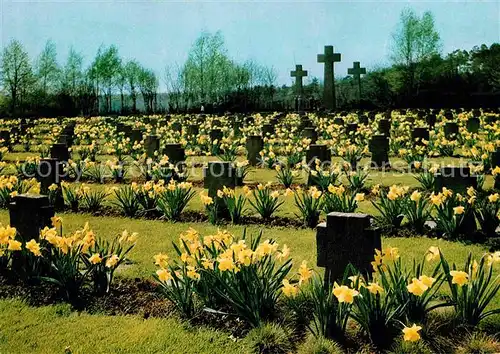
left=290, top=64, right=308, bottom=96
left=348, top=61, right=366, bottom=102
left=317, top=45, right=341, bottom=110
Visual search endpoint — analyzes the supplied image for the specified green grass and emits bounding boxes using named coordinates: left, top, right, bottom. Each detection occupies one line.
left=0, top=298, right=250, bottom=354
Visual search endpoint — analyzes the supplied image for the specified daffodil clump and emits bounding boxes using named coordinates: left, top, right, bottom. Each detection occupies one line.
left=0, top=217, right=137, bottom=299
left=0, top=176, right=40, bottom=207
left=153, top=228, right=292, bottom=326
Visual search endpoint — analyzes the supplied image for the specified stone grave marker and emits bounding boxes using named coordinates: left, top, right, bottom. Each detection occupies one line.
left=435, top=166, right=477, bottom=194
left=262, top=124, right=274, bottom=137
left=378, top=119, right=391, bottom=136
left=246, top=135, right=264, bottom=166
left=316, top=212, right=381, bottom=285
left=50, top=143, right=69, bottom=162
left=144, top=135, right=160, bottom=159
left=0, top=130, right=11, bottom=151
left=369, top=134, right=390, bottom=169
left=9, top=194, right=55, bottom=243
left=444, top=122, right=459, bottom=140
left=317, top=45, right=341, bottom=110
left=302, top=127, right=318, bottom=143
left=36, top=158, right=64, bottom=209
left=210, top=129, right=223, bottom=143
left=466, top=117, right=480, bottom=133
left=291, top=64, right=308, bottom=97
left=347, top=61, right=366, bottom=102
left=203, top=161, right=236, bottom=197
left=411, top=127, right=429, bottom=147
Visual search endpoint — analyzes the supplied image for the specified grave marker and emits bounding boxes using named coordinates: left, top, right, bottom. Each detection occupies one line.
left=347, top=61, right=366, bottom=102
left=316, top=212, right=381, bottom=285
left=317, top=45, right=341, bottom=110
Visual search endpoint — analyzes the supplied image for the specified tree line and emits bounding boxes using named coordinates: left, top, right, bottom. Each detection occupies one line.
left=1, top=8, right=500, bottom=117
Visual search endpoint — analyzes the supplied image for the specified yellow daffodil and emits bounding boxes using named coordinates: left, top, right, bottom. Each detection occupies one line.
left=450, top=270, right=469, bottom=286
left=403, top=324, right=422, bottom=342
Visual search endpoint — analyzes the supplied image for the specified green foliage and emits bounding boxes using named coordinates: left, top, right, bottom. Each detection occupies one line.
left=80, top=188, right=109, bottom=213
left=156, top=182, right=195, bottom=221
left=296, top=335, right=344, bottom=354
left=246, top=323, right=294, bottom=354
left=440, top=252, right=500, bottom=327
left=249, top=187, right=283, bottom=220
left=112, top=185, right=141, bottom=217
left=275, top=166, right=296, bottom=188
left=294, top=187, right=323, bottom=228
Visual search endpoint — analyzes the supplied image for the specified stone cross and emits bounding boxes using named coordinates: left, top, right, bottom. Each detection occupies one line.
left=347, top=62, right=366, bottom=102
left=290, top=64, right=308, bottom=96
left=317, top=212, right=381, bottom=286
left=317, top=45, right=341, bottom=110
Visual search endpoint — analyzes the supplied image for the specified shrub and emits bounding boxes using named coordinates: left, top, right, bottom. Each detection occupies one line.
left=323, top=184, right=363, bottom=214
left=134, top=181, right=159, bottom=214
left=218, top=187, right=247, bottom=224
left=431, top=188, right=470, bottom=239
left=80, top=187, right=109, bottom=213
left=440, top=251, right=500, bottom=327
left=344, top=168, right=369, bottom=193
left=61, top=182, right=83, bottom=212
left=275, top=165, right=297, bottom=188
left=307, top=164, right=339, bottom=192
left=112, top=185, right=141, bottom=217
left=83, top=231, right=137, bottom=296
left=246, top=323, right=294, bottom=354
left=153, top=228, right=293, bottom=327
left=200, top=191, right=219, bottom=225
left=294, top=186, right=323, bottom=228
left=474, top=192, right=500, bottom=237
left=372, top=185, right=407, bottom=230
left=156, top=181, right=195, bottom=221
left=404, top=190, right=431, bottom=234
left=249, top=184, right=283, bottom=220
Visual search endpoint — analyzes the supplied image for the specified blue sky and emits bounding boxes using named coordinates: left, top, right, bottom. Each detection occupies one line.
left=2, top=0, right=499, bottom=89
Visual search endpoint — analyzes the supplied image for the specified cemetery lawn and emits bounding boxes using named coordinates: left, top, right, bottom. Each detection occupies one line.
left=0, top=298, right=250, bottom=354
left=0, top=211, right=498, bottom=353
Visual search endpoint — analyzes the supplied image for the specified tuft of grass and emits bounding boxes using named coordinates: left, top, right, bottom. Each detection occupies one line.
left=296, top=334, right=344, bottom=354
left=246, top=323, right=293, bottom=354
left=454, top=332, right=500, bottom=354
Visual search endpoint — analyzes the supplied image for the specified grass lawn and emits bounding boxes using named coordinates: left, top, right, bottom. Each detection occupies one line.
left=0, top=210, right=498, bottom=353
left=0, top=299, right=250, bottom=354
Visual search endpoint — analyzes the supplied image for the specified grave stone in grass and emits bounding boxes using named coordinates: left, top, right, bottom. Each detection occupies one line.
left=369, top=134, right=390, bottom=169
left=316, top=212, right=381, bottom=286
left=144, top=135, right=160, bottom=159
left=291, top=64, right=308, bottom=97
left=492, top=147, right=500, bottom=171
left=346, top=123, right=358, bottom=136
left=435, top=166, right=477, bottom=194
left=378, top=119, right=391, bottom=136
left=317, top=45, right=341, bottom=110
left=171, top=122, right=182, bottom=133
left=300, top=116, right=313, bottom=130
left=444, top=122, right=459, bottom=140
left=358, top=115, right=369, bottom=125
left=212, top=119, right=221, bottom=128
left=472, top=109, right=481, bottom=118
left=411, top=127, right=429, bottom=147
left=306, top=144, right=331, bottom=186
left=426, top=113, right=437, bottom=128
left=9, top=194, right=55, bottom=243
left=50, top=143, right=69, bottom=162
left=36, top=158, right=64, bottom=209
left=486, top=115, right=497, bottom=125
left=210, top=129, right=223, bottom=143
left=333, top=117, right=344, bottom=126
left=246, top=135, right=264, bottom=166
left=131, top=129, right=143, bottom=144
left=444, top=110, right=454, bottom=120
left=203, top=161, right=236, bottom=197
left=163, top=143, right=185, bottom=164
left=466, top=117, right=480, bottom=133
left=187, top=124, right=199, bottom=137
left=302, top=127, right=318, bottom=143
left=262, top=124, right=274, bottom=137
